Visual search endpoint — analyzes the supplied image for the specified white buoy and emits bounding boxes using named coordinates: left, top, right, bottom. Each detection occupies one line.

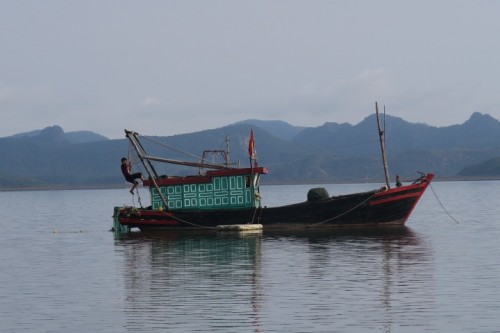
left=216, top=224, right=263, bottom=231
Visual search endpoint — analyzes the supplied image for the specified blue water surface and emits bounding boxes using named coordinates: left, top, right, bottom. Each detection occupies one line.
left=0, top=181, right=499, bottom=332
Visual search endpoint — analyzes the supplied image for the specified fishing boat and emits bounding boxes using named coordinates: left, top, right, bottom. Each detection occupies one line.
left=113, top=105, right=434, bottom=232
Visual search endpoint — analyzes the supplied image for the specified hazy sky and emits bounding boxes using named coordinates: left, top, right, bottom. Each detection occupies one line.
left=1, top=1, right=499, bottom=139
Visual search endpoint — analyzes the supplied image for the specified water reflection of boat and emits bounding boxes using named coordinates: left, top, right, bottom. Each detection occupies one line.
left=116, top=228, right=432, bottom=332
left=117, top=230, right=262, bottom=266
left=262, top=226, right=421, bottom=244
left=116, top=231, right=264, bottom=332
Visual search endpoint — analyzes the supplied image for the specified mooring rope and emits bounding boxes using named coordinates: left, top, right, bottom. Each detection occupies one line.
left=157, top=210, right=216, bottom=229
left=155, top=205, right=262, bottom=229
left=429, top=184, right=460, bottom=224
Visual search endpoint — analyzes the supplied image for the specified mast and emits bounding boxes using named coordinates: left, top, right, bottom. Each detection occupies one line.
left=376, top=102, right=391, bottom=189
left=225, top=135, right=230, bottom=166
left=125, top=130, right=169, bottom=209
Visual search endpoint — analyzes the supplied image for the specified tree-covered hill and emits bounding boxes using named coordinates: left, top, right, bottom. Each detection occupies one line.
left=2, top=112, right=500, bottom=189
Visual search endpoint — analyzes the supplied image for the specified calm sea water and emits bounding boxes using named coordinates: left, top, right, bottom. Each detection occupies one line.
left=1, top=181, right=499, bottom=333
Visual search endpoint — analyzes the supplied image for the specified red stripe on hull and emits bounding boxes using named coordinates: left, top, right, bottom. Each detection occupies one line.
left=119, top=217, right=179, bottom=226
left=370, top=191, right=423, bottom=206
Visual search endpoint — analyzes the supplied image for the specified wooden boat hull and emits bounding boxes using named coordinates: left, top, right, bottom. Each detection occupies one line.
left=114, top=174, right=434, bottom=231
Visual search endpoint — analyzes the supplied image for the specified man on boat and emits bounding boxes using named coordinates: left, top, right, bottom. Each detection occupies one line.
left=396, top=175, right=402, bottom=187
left=121, top=157, right=145, bottom=194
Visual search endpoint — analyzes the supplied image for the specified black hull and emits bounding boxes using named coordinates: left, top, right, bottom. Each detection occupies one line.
left=114, top=174, right=434, bottom=231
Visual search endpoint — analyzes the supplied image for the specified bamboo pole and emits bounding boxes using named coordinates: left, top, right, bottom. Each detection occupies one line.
left=376, top=102, right=391, bottom=189
left=125, top=130, right=170, bottom=209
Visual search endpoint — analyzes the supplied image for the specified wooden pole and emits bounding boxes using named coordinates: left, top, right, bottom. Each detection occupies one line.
left=376, top=102, right=391, bottom=189
left=125, top=130, right=170, bottom=209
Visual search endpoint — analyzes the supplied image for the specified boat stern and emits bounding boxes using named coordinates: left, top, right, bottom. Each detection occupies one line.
left=113, top=206, right=131, bottom=234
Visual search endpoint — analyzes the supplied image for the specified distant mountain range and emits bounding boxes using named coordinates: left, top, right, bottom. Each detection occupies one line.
left=2, top=112, right=500, bottom=189
left=8, top=125, right=108, bottom=144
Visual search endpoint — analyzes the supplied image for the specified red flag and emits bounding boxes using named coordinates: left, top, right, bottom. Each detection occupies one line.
left=248, top=129, right=255, bottom=158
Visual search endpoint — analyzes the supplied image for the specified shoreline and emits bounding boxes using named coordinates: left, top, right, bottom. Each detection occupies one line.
left=2, top=175, right=500, bottom=192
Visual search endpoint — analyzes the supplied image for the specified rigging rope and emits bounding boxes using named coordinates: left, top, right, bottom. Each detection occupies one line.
left=429, top=184, right=460, bottom=224
left=127, top=142, right=143, bottom=171
left=136, top=188, right=143, bottom=208
left=141, top=135, right=205, bottom=161
left=305, top=192, right=378, bottom=227
left=130, top=188, right=142, bottom=208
